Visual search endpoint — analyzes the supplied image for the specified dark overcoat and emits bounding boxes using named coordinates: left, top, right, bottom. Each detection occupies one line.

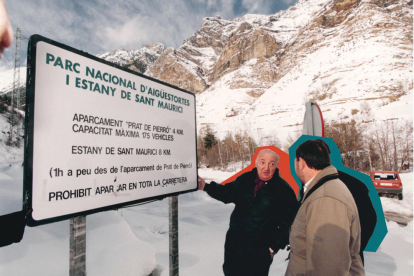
left=204, top=167, right=299, bottom=276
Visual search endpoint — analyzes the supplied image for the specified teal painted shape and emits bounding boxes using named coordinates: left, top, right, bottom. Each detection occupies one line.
left=289, top=135, right=387, bottom=252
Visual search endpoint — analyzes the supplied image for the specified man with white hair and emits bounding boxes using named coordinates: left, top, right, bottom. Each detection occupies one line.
left=198, top=149, right=299, bottom=276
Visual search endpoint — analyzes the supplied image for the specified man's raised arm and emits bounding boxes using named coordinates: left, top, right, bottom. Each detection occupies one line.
left=198, top=176, right=238, bottom=204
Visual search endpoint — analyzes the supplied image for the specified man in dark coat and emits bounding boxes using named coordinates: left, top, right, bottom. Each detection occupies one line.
left=198, top=149, right=299, bottom=276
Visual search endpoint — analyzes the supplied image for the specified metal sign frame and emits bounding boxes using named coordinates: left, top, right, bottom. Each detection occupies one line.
left=23, top=35, right=198, bottom=226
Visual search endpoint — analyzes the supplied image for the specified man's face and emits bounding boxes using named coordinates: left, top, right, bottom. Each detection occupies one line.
left=256, top=152, right=277, bottom=181
left=295, top=158, right=304, bottom=184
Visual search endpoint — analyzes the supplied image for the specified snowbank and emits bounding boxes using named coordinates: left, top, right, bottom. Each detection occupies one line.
left=0, top=104, right=412, bottom=275
left=0, top=111, right=157, bottom=276
left=0, top=211, right=156, bottom=276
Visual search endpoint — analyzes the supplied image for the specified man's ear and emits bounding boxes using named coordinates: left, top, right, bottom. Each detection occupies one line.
left=298, top=157, right=306, bottom=170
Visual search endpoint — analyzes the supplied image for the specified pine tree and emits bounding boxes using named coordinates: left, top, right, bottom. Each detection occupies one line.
left=203, top=125, right=217, bottom=149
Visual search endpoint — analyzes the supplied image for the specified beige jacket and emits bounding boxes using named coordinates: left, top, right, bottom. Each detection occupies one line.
left=285, top=166, right=365, bottom=276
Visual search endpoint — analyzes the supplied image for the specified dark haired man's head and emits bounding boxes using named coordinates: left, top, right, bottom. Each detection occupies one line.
left=294, top=139, right=331, bottom=184
left=296, top=139, right=331, bottom=170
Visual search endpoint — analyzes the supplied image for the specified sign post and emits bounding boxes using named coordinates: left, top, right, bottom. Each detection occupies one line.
left=303, top=102, right=324, bottom=136
left=69, top=216, right=86, bottom=276
left=169, top=196, right=179, bottom=276
left=24, top=35, right=199, bottom=275
left=300, top=101, right=324, bottom=199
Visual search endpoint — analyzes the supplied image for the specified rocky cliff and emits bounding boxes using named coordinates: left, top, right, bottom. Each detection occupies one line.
left=3, top=0, right=411, bottom=144
left=94, top=0, right=414, bottom=143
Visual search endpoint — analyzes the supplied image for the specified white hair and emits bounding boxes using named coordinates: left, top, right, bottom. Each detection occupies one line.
left=255, top=149, right=280, bottom=166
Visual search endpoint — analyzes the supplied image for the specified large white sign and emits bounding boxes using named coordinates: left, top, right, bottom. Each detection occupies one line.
left=25, top=36, right=197, bottom=224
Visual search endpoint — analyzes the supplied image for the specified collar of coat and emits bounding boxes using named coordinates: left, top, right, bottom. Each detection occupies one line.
left=301, top=165, right=338, bottom=203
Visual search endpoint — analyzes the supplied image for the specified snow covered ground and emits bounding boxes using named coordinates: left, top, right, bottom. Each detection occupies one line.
left=0, top=115, right=412, bottom=276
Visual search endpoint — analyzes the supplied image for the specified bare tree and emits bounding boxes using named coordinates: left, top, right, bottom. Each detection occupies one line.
left=282, top=131, right=301, bottom=153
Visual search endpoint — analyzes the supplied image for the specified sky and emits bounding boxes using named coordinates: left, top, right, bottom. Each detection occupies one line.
left=1, top=0, right=296, bottom=72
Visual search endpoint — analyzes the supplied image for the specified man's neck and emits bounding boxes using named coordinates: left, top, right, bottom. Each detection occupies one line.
left=303, top=169, right=321, bottom=184
left=303, top=176, right=315, bottom=193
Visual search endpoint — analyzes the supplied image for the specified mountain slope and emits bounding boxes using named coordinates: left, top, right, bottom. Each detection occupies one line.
left=0, top=0, right=412, bottom=145
left=195, top=0, right=413, bottom=143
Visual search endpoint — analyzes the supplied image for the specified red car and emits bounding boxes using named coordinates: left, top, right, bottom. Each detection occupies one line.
left=370, top=171, right=403, bottom=200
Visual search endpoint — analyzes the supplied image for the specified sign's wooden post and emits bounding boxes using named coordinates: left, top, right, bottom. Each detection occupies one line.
left=69, top=216, right=86, bottom=276
left=169, top=196, right=179, bottom=276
